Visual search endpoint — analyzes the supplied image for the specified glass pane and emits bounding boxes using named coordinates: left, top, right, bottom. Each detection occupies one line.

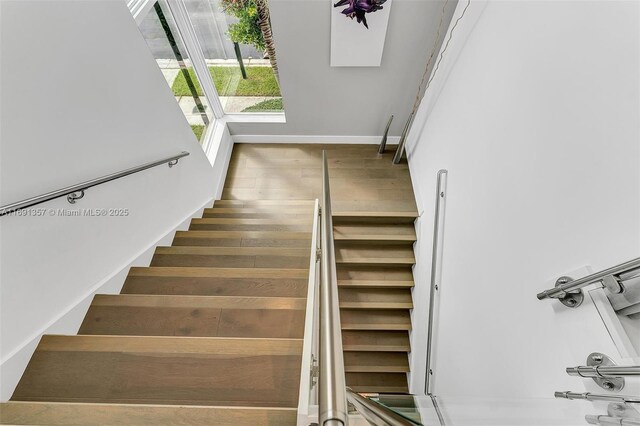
left=138, top=1, right=213, bottom=142
left=182, top=0, right=284, bottom=114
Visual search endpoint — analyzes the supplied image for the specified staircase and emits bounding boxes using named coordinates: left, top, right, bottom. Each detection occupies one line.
left=334, top=212, right=417, bottom=393
left=0, top=200, right=314, bottom=425
left=1, top=144, right=421, bottom=424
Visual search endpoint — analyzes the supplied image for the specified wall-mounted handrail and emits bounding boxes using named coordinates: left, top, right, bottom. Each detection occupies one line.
left=425, top=169, right=448, bottom=395
left=555, top=391, right=640, bottom=404
left=537, top=257, right=640, bottom=301
left=346, top=388, right=418, bottom=426
left=0, top=151, right=190, bottom=216
left=318, top=151, right=348, bottom=426
left=567, top=365, right=640, bottom=379
left=586, top=414, right=640, bottom=426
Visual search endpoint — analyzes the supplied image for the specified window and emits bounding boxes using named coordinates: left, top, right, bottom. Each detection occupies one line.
left=138, top=1, right=213, bottom=143
left=183, top=0, right=283, bottom=114
left=131, top=0, right=284, bottom=147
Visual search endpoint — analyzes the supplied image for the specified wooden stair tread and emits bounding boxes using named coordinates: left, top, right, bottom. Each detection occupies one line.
left=174, top=230, right=311, bottom=239
left=342, top=331, right=410, bottom=352
left=0, top=402, right=297, bottom=425
left=12, top=335, right=302, bottom=408
left=333, top=234, right=416, bottom=243
left=202, top=212, right=312, bottom=220
left=345, top=373, right=409, bottom=394
left=337, top=266, right=414, bottom=282
left=335, top=257, right=415, bottom=266
left=213, top=200, right=315, bottom=207
left=80, top=295, right=305, bottom=338
left=335, top=245, right=415, bottom=266
left=339, top=302, right=413, bottom=309
left=190, top=218, right=311, bottom=232
left=173, top=230, right=311, bottom=248
left=341, top=309, right=411, bottom=331
left=155, top=247, right=309, bottom=256
left=194, top=218, right=311, bottom=223
left=334, top=223, right=416, bottom=236
left=344, top=352, right=409, bottom=373
left=205, top=207, right=313, bottom=214
left=151, top=247, right=309, bottom=269
left=128, top=267, right=308, bottom=279
left=88, top=294, right=306, bottom=309
left=332, top=212, right=417, bottom=224
left=338, top=280, right=414, bottom=288
left=122, top=281, right=307, bottom=297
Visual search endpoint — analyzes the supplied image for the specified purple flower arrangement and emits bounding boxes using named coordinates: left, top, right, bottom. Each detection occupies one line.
left=333, top=0, right=388, bottom=29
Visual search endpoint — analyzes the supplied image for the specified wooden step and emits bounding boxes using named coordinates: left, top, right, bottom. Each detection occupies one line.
left=342, top=331, right=410, bottom=352
left=334, top=234, right=416, bottom=244
left=213, top=200, right=315, bottom=208
left=338, top=288, right=413, bottom=309
left=12, top=335, right=302, bottom=408
left=345, top=372, right=409, bottom=394
left=80, top=295, right=306, bottom=338
left=173, top=231, right=311, bottom=248
left=202, top=211, right=312, bottom=220
left=190, top=218, right=311, bottom=232
left=341, top=309, right=411, bottom=331
left=0, top=401, right=297, bottom=425
left=204, top=207, right=313, bottom=215
left=123, top=267, right=308, bottom=297
left=335, top=245, right=415, bottom=266
left=151, top=247, right=309, bottom=269
left=336, top=265, right=414, bottom=282
left=344, top=352, right=409, bottom=373
left=338, top=280, right=414, bottom=289
left=332, top=212, right=417, bottom=224
left=334, top=223, right=416, bottom=244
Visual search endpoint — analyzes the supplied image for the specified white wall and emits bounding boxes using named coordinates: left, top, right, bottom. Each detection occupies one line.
left=0, top=0, right=227, bottom=400
left=405, top=0, right=640, bottom=416
left=227, top=0, right=458, bottom=138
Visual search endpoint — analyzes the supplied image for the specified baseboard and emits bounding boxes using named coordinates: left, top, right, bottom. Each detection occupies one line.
left=231, top=134, right=400, bottom=145
left=0, top=198, right=213, bottom=401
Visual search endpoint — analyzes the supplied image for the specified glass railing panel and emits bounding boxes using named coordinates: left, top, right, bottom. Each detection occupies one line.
left=368, top=394, right=632, bottom=426
left=368, top=394, right=423, bottom=425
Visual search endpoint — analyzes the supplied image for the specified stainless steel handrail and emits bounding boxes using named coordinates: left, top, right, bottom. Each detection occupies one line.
left=555, top=391, right=640, bottom=404
left=346, top=388, right=418, bottom=426
left=319, top=151, right=348, bottom=426
left=0, top=151, right=190, bottom=216
left=567, top=365, right=640, bottom=378
left=537, top=257, right=640, bottom=300
left=425, top=169, right=448, bottom=395
left=586, top=415, right=640, bottom=426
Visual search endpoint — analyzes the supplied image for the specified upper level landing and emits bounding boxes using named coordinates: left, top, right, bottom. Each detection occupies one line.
left=222, top=143, right=418, bottom=215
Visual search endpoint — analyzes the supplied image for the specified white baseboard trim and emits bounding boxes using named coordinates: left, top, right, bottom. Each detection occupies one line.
left=0, top=198, right=213, bottom=401
left=231, top=134, right=400, bottom=145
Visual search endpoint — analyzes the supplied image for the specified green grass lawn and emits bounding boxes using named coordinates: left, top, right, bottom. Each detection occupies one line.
left=191, top=125, right=205, bottom=142
left=241, top=98, right=284, bottom=112
left=173, top=66, right=280, bottom=97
